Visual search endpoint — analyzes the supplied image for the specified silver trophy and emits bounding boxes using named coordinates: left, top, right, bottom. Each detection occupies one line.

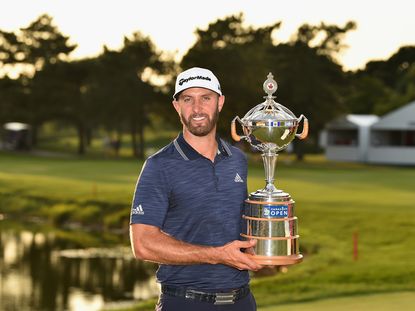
left=231, top=73, right=308, bottom=265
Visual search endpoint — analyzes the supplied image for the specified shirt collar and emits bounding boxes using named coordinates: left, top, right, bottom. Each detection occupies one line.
left=174, top=132, right=232, bottom=161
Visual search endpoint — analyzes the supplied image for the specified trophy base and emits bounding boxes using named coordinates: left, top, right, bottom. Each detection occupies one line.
left=243, top=190, right=303, bottom=266
left=252, top=254, right=303, bottom=266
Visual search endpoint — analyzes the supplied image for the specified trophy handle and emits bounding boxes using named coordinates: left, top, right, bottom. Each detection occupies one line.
left=231, top=117, right=247, bottom=142
left=295, top=115, right=309, bottom=140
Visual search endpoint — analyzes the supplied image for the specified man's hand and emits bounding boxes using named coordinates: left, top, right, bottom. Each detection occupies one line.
left=217, top=239, right=262, bottom=271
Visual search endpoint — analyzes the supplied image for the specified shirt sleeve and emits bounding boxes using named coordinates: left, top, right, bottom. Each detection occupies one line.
left=130, top=157, right=169, bottom=228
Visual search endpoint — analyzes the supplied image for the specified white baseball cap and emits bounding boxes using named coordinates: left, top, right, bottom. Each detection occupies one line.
left=173, top=67, right=222, bottom=99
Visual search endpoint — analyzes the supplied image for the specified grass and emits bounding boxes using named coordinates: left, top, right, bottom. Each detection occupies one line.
left=259, top=291, right=415, bottom=311
left=0, top=152, right=140, bottom=201
left=0, top=151, right=142, bottom=228
left=35, top=124, right=178, bottom=157
left=247, top=156, right=415, bottom=308
left=0, top=151, right=415, bottom=310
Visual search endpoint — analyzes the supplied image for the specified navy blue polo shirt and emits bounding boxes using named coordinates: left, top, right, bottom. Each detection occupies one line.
left=130, top=132, right=249, bottom=290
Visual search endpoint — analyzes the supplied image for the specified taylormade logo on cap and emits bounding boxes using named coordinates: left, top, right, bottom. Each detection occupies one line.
left=173, top=67, right=222, bottom=99
left=178, top=75, right=211, bottom=86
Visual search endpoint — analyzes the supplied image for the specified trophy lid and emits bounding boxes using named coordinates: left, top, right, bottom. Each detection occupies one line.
left=231, top=72, right=308, bottom=154
left=242, top=73, right=298, bottom=125
left=243, top=104, right=296, bottom=123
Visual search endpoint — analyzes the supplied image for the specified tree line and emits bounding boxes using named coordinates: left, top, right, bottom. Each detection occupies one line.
left=1, top=13, right=414, bottom=158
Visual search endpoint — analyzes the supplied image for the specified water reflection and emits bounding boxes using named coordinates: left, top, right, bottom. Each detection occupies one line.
left=0, top=221, right=159, bottom=311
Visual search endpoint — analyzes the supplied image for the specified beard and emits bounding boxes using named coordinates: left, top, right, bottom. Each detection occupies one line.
left=181, top=105, right=220, bottom=137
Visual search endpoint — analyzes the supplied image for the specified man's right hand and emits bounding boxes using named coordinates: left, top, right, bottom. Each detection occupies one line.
left=217, top=239, right=262, bottom=271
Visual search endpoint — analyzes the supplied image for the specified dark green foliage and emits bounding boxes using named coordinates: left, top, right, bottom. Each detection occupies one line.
left=1, top=12, right=414, bottom=159
left=348, top=45, right=415, bottom=116
left=180, top=15, right=353, bottom=159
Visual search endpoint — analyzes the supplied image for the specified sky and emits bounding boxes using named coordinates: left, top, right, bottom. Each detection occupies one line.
left=0, top=0, right=414, bottom=71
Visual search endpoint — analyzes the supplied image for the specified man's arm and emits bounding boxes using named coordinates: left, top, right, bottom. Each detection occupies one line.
left=130, top=223, right=262, bottom=271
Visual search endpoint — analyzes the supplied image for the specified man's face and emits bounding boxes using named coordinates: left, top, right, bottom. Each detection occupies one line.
left=173, top=88, right=225, bottom=137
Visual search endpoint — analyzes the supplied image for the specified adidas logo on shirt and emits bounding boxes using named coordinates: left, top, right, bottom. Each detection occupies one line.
left=132, top=204, right=144, bottom=215
left=234, top=173, right=244, bottom=183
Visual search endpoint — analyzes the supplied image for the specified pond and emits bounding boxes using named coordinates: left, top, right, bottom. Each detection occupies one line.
left=0, top=219, right=159, bottom=311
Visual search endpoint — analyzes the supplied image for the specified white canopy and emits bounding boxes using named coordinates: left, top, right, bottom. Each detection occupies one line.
left=3, top=122, right=31, bottom=131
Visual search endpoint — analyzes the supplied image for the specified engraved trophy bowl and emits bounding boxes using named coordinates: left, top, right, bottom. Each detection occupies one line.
left=231, top=73, right=309, bottom=265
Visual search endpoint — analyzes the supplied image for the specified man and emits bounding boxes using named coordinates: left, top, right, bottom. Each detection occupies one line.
left=130, top=67, right=261, bottom=311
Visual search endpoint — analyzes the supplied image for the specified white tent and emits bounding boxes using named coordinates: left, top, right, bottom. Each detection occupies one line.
left=1, top=122, right=32, bottom=150
left=368, top=100, right=415, bottom=165
left=3, top=122, right=30, bottom=131
left=324, top=114, right=379, bottom=162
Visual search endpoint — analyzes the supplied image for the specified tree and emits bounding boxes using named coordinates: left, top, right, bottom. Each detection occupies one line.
left=346, top=75, right=393, bottom=114
left=92, top=32, right=168, bottom=158
left=295, top=21, right=356, bottom=60
left=180, top=15, right=355, bottom=160
left=348, top=45, right=415, bottom=116
left=364, top=46, right=415, bottom=89
left=19, top=14, right=76, bottom=70
left=373, top=63, right=415, bottom=115
left=0, top=30, right=24, bottom=66
left=3, top=18, right=167, bottom=157
left=0, top=31, right=29, bottom=128
left=268, top=22, right=356, bottom=159
left=180, top=14, right=281, bottom=139
left=31, top=58, right=99, bottom=154
left=269, top=43, right=348, bottom=159
left=0, top=77, right=27, bottom=123
left=1, top=14, right=77, bottom=146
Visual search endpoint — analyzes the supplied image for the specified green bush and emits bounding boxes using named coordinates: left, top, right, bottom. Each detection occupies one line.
left=104, top=208, right=130, bottom=229
left=71, top=204, right=102, bottom=223
left=42, top=203, right=79, bottom=225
